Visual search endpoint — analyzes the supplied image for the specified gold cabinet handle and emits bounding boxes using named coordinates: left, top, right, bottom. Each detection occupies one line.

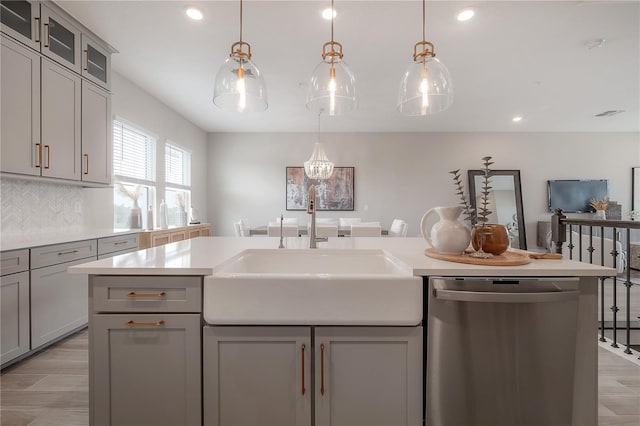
left=35, top=143, right=42, bottom=168
left=301, top=344, right=306, bottom=396
left=127, top=291, right=166, bottom=298
left=58, top=249, right=78, bottom=256
left=114, top=240, right=129, bottom=245
left=125, top=320, right=165, bottom=327
left=320, top=343, right=325, bottom=396
left=83, top=49, right=89, bottom=71
left=44, top=22, right=50, bottom=48
left=83, top=154, right=89, bottom=174
left=34, top=17, right=40, bottom=43
left=44, top=145, right=50, bottom=169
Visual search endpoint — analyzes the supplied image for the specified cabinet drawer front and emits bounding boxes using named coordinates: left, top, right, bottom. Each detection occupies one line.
left=31, top=239, right=97, bottom=269
left=92, top=276, right=202, bottom=313
left=0, top=249, right=29, bottom=276
left=98, top=234, right=139, bottom=256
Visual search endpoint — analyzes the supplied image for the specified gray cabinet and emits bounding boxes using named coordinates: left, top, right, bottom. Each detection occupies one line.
left=204, top=326, right=311, bottom=426
left=1, top=248, right=30, bottom=365
left=1, top=35, right=41, bottom=176
left=81, top=33, right=110, bottom=89
left=0, top=0, right=40, bottom=50
left=41, top=57, right=82, bottom=180
left=40, top=3, right=81, bottom=73
left=30, top=239, right=97, bottom=349
left=92, top=314, right=201, bottom=426
left=81, top=80, right=111, bottom=184
left=314, top=327, right=423, bottom=426
left=203, top=326, right=422, bottom=426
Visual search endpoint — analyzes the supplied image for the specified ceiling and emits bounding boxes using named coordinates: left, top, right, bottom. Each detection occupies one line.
left=58, top=0, right=640, bottom=133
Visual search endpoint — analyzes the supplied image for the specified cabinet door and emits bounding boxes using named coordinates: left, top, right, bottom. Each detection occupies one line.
left=1, top=271, right=30, bottom=365
left=1, top=35, right=40, bottom=176
left=81, top=80, right=111, bottom=184
left=0, top=0, right=40, bottom=50
left=314, top=327, right=423, bottom=426
left=92, top=314, right=201, bottom=426
left=30, top=258, right=93, bottom=349
left=151, top=232, right=170, bottom=247
left=40, top=4, right=81, bottom=73
left=81, top=33, right=110, bottom=89
left=204, top=326, right=311, bottom=426
left=41, top=58, right=81, bottom=180
left=170, top=230, right=187, bottom=243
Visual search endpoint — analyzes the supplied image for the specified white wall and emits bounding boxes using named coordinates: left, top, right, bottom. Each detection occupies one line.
left=84, top=71, right=208, bottom=228
left=207, top=132, right=640, bottom=248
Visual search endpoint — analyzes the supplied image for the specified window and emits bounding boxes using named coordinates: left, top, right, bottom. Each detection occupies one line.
left=112, top=120, right=156, bottom=229
left=165, top=143, right=191, bottom=226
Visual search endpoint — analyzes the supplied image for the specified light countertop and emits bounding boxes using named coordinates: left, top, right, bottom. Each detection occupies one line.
left=68, top=236, right=616, bottom=277
left=1, top=228, right=140, bottom=252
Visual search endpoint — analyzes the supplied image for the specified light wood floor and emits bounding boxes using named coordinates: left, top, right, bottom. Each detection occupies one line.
left=1, top=329, right=639, bottom=426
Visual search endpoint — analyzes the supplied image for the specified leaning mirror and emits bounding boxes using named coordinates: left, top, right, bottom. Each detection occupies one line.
left=468, top=169, right=527, bottom=250
left=632, top=167, right=640, bottom=214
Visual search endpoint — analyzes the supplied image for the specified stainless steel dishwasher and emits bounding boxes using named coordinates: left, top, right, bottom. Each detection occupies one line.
left=426, top=277, right=580, bottom=426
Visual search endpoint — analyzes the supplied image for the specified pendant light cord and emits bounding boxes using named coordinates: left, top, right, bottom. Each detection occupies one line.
left=422, top=0, right=426, bottom=42
left=330, top=0, right=335, bottom=43
left=239, top=0, right=243, bottom=43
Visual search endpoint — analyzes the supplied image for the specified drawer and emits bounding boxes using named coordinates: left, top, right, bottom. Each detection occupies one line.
left=31, top=240, right=97, bottom=269
left=0, top=249, right=29, bottom=276
left=92, top=276, right=202, bottom=313
left=98, top=234, right=139, bottom=256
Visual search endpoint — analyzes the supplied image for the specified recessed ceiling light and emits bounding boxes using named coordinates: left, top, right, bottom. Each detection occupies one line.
left=512, top=116, right=523, bottom=122
left=457, top=8, right=475, bottom=22
left=322, top=8, right=336, bottom=20
left=186, top=7, right=203, bottom=21
left=585, top=38, right=606, bottom=50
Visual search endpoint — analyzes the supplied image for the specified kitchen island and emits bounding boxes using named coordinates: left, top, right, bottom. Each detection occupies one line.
left=70, top=236, right=614, bottom=426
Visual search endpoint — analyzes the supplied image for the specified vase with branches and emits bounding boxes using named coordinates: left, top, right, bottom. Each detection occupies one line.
left=118, top=183, right=143, bottom=229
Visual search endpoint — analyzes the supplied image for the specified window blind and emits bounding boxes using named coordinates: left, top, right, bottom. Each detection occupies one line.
left=165, top=143, right=190, bottom=187
left=113, top=120, right=155, bottom=184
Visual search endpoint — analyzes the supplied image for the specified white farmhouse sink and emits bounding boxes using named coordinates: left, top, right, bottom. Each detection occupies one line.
left=203, top=249, right=422, bottom=325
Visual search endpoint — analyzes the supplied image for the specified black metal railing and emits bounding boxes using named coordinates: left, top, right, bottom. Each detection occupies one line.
left=551, top=209, right=640, bottom=359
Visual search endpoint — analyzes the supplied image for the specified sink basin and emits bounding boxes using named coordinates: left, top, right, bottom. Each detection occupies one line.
left=203, top=249, right=422, bottom=325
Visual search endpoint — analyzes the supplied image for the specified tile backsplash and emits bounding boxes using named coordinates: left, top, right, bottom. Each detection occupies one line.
left=1, top=178, right=84, bottom=241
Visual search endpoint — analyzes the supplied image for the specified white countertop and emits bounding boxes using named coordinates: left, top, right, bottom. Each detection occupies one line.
left=69, top=236, right=616, bottom=277
left=1, top=228, right=140, bottom=252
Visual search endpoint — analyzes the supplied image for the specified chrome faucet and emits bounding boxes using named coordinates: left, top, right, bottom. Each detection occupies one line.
left=278, top=214, right=285, bottom=249
left=307, top=185, right=328, bottom=249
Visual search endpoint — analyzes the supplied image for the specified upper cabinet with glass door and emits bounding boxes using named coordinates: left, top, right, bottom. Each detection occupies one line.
left=40, top=3, right=81, bottom=73
left=0, top=0, right=40, bottom=51
left=82, top=34, right=110, bottom=89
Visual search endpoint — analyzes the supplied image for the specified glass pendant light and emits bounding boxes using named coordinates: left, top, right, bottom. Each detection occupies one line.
left=398, top=0, right=453, bottom=115
left=306, top=0, right=356, bottom=116
left=213, top=0, right=267, bottom=112
left=304, top=111, right=334, bottom=180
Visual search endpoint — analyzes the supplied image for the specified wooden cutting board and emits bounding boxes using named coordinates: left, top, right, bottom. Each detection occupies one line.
left=424, top=248, right=532, bottom=266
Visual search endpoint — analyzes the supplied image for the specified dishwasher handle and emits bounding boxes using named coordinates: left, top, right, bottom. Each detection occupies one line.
left=434, top=289, right=579, bottom=304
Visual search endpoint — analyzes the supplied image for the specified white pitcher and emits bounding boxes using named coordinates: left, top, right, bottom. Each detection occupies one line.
left=420, top=206, right=471, bottom=255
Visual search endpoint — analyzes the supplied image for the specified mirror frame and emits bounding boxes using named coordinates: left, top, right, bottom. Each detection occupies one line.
left=632, top=167, right=640, bottom=212
left=468, top=169, right=527, bottom=250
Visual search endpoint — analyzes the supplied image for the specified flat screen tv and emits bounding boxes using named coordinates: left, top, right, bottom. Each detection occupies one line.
left=548, top=179, right=609, bottom=213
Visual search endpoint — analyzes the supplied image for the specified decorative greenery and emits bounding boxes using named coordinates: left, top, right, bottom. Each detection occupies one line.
left=476, top=156, right=494, bottom=224
left=590, top=197, right=609, bottom=211
left=449, top=155, right=494, bottom=226
left=448, top=169, right=475, bottom=224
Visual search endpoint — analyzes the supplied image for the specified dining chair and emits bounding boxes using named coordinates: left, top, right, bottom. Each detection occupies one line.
left=314, top=223, right=338, bottom=238
left=388, top=219, right=408, bottom=237
left=234, top=219, right=250, bottom=237
left=267, top=223, right=299, bottom=237
left=339, top=217, right=362, bottom=230
left=351, top=222, right=382, bottom=237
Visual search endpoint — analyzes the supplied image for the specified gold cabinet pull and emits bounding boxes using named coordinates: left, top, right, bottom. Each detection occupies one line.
left=125, top=320, right=165, bottom=327
left=35, top=143, right=42, bottom=168
left=34, top=17, right=40, bottom=43
left=83, top=49, right=89, bottom=71
left=320, top=343, right=325, bottom=396
left=58, top=249, right=78, bottom=256
left=44, top=145, right=50, bottom=169
left=43, top=22, right=50, bottom=47
left=301, top=344, right=306, bottom=396
left=114, top=240, right=129, bottom=245
left=83, top=154, right=89, bottom=174
left=127, top=291, right=166, bottom=298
